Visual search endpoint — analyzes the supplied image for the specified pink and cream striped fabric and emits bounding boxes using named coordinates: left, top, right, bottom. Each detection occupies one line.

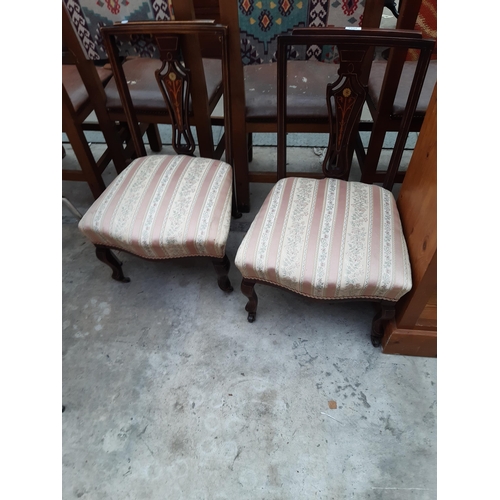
left=79, top=155, right=233, bottom=259
left=235, top=177, right=412, bottom=301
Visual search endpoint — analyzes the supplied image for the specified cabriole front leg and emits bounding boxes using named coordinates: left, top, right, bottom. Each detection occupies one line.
left=95, top=245, right=130, bottom=283
left=241, top=278, right=258, bottom=322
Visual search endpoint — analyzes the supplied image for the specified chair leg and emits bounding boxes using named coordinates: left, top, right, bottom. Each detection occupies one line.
left=211, top=254, right=233, bottom=292
left=247, top=133, right=253, bottom=163
left=146, top=123, right=163, bottom=152
left=371, top=301, right=395, bottom=347
left=241, top=278, right=258, bottom=322
left=95, top=246, right=130, bottom=283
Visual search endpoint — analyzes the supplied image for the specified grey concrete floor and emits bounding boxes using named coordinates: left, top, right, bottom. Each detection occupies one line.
left=63, top=132, right=436, bottom=499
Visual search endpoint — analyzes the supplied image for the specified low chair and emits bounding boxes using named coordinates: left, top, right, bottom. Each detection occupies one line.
left=78, top=22, right=236, bottom=293
left=235, top=29, right=435, bottom=346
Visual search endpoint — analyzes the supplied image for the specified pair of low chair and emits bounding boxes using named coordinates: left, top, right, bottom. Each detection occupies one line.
left=77, top=24, right=435, bottom=347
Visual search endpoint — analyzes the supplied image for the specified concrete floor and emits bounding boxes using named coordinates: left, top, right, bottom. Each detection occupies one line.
left=63, top=134, right=436, bottom=499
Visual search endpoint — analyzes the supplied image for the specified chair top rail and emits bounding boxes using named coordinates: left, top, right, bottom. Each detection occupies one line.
left=276, top=30, right=435, bottom=187
left=100, top=20, right=226, bottom=37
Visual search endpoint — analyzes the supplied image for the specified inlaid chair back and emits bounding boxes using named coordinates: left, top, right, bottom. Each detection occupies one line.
left=234, top=29, right=435, bottom=347
left=101, top=21, right=225, bottom=159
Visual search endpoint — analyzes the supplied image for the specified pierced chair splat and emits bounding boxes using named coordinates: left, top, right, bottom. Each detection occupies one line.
left=78, top=23, right=237, bottom=293
left=234, top=29, right=435, bottom=346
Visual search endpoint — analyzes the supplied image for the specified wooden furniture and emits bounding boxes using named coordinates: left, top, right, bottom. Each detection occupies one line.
left=382, top=83, right=437, bottom=357
left=357, top=0, right=437, bottom=184
left=62, top=3, right=128, bottom=198
left=234, top=29, right=435, bottom=347
left=218, top=0, right=387, bottom=212
left=78, top=23, right=236, bottom=293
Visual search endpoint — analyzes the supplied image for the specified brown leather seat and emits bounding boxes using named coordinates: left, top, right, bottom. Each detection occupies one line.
left=367, top=60, right=437, bottom=117
left=244, top=60, right=340, bottom=122
left=62, top=65, right=113, bottom=113
left=104, top=57, right=223, bottom=114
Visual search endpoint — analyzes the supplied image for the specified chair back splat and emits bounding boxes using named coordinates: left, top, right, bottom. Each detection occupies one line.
left=277, top=28, right=435, bottom=190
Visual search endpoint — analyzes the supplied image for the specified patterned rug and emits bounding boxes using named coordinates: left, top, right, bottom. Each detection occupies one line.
left=238, top=0, right=366, bottom=64
left=63, top=0, right=173, bottom=59
left=407, top=0, right=437, bottom=61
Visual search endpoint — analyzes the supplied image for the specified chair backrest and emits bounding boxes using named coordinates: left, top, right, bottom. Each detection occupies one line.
left=276, top=28, right=435, bottom=188
left=100, top=21, right=233, bottom=163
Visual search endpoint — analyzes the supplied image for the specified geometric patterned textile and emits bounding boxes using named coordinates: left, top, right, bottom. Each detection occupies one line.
left=78, top=155, right=233, bottom=260
left=235, top=177, right=412, bottom=301
left=63, top=0, right=173, bottom=59
left=407, top=0, right=437, bottom=61
left=238, top=0, right=366, bottom=64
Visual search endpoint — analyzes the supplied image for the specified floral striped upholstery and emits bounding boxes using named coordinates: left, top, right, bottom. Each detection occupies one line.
left=235, top=177, right=412, bottom=301
left=79, top=155, right=233, bottom=260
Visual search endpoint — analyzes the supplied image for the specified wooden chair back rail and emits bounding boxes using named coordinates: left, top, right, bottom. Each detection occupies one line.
left=277, top=31, right=435, bottom=190
left=100, top=22, right=233, bottom=166
left=101, top=20, right=232, bottom=163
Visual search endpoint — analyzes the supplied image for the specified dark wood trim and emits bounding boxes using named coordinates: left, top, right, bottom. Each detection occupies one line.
left=382, top=320, right=437, bottom=357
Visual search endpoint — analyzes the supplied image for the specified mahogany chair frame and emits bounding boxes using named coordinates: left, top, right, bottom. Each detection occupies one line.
left=218, top=0, right=387, bottom=212
left=62, top=3, right=129, bottom=198
left=240, top=29, right=435, bottom=346
left=86, top=22, right=238, bottom=291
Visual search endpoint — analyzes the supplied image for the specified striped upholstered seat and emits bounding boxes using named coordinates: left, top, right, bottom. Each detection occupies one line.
left=79, top=155, right=233, bottom=260
left=235, top=177, right=412, bottom=301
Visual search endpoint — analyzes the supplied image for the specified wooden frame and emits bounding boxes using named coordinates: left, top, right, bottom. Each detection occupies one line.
left=382, top=83, right=437, bottom=356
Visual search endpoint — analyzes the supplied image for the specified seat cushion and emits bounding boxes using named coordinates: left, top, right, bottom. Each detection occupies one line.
left=367, top=60, right=437, bottom=117
left=244, top=60, right=339, bottom=122
left=79, top=155, right=232, bottom=260
left=105, top=57, right=223, bottom=114
left=235, top=177, right=412, bottom=301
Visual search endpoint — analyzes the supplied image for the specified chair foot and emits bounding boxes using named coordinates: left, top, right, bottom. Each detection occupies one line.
left=241, top=278, right=258, bottom=322
left=212, top=254, right=233, bottom=292
left=95, top=246, right=131, bottom=283
left=371, top=301, right=395, bottom=347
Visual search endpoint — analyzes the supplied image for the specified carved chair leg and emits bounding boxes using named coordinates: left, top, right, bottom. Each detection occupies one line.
left=241, top=278, right=258, bottom=323
left=95, top=245, right=130, bottom=283
left=211, top=254, right=233, bottom=293
left=371, top=301, right=395, bottom=347
left=247, top=133, right=253, bottom=163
